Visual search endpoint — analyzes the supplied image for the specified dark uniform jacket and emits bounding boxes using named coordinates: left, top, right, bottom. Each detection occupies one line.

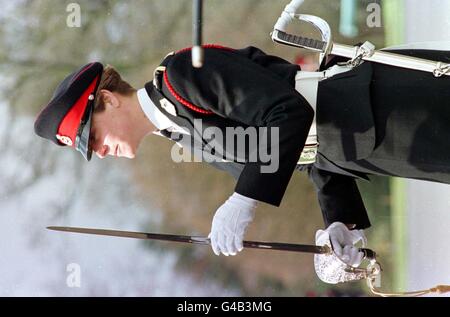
left=146, top=46, right=450, bottom=230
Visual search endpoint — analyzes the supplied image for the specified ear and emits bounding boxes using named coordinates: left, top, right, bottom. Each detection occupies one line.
left=99, top=89, right=120, bottom=109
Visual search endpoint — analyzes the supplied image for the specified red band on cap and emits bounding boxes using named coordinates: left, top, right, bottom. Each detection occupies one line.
left=57, top=76, right=99, bottom=146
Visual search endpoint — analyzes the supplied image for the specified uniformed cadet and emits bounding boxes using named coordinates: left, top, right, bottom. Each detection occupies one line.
left=35, top=45, right=450, bottom=268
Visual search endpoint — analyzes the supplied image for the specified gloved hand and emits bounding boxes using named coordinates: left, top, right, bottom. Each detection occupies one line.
left=209, top=192, right=258, bottom=256
left=316, top=222, right=367, bottom=267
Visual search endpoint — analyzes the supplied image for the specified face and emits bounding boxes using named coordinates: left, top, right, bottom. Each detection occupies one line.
left=89, top=91, right=140, bottom=159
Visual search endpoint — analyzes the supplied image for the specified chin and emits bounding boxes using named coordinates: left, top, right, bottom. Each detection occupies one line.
left=124, top=149, right=136, bottom=159
left=126, top=153, right=136, bottom=159
left=118, top=144, right=136, bottom=159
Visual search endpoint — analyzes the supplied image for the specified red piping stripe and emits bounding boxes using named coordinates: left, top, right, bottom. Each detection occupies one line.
left=163, top=72, right=213, bottom=115
left=176, top=44, right=235, bottom=54
left=71, top=63, right=94, bottom=84
left=162, top=45, right=235, bottom=115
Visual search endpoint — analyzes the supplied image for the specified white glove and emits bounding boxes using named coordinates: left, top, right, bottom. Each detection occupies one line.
left=208, top=192, right=257, bottom=256
left=317, top=222, right=367, bottom=267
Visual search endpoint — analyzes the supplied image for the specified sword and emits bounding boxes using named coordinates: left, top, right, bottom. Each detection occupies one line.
left=192, top=0, right=203, bottom=68
left=271, top=0, right=450, bottom=77
left=46, top=226, right=376, bottom=259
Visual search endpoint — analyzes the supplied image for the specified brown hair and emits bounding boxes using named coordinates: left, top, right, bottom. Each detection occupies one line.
left=94, top=65, right=136, bottom=112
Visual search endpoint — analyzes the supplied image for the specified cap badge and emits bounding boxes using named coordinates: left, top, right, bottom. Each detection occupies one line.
left=56, top=134, right=73, bottom=146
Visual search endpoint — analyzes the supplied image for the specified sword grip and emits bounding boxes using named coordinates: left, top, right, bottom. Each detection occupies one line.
left=272, top=30, right=326, bottom=51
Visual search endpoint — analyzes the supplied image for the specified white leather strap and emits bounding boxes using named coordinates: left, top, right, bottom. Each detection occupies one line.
left=295, top=64, right=352, bottom=164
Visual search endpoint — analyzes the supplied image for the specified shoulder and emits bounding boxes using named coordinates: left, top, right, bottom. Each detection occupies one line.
left=165, top=45, right=261, bottom=88
left=167, top=45, right=242, bottom=71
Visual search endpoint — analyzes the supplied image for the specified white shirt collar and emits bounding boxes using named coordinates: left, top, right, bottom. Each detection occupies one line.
left=137, top=88, right=175, bottom=131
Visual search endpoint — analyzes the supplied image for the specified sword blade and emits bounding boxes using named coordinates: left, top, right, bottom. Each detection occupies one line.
left=47, top=226, right=331, bottom=255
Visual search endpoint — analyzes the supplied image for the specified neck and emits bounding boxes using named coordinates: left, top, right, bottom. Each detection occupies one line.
left=128, top=91, right=157, bottom=136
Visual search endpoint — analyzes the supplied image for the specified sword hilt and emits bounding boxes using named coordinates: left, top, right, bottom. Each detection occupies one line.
left=271, top=29, right=327, bottom=52
left=271, top=12, right=333, bottom=65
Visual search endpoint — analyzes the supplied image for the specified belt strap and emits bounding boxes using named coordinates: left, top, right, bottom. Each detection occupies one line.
left=296, top=64, right=352, bottom=164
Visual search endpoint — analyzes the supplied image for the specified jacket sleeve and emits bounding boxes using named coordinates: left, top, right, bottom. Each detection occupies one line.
left=167, top=48, right=314, bottom=206
left=300, top=164, right=371, bottom=229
